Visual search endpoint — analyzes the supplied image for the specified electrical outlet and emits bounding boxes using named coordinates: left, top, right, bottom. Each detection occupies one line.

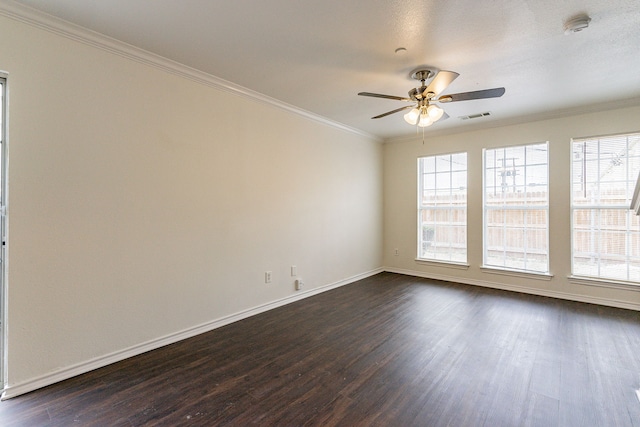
left=394, top=248, right=399, bottom=256
left=295, top=279, right=304, bottom=290
left=265, top=271, right=272, bottom=283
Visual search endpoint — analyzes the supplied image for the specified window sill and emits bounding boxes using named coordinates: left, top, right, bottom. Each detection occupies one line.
left=568, top=275, right=640, bottom=292
left=415, top=258, right=470, bottom=270
left=480, top=266, right=553, bottom=281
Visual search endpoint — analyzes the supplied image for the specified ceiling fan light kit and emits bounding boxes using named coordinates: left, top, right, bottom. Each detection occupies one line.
left=403, top=104, right=444, bottom=127
left=358, top=68, right=505, bottom=129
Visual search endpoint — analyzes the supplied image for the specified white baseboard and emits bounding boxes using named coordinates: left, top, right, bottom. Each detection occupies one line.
left=384, top=266, right=640, bottom=311
left=1, top=267, right=383, bottom=400
left=5, top=265, right=634, bottom=399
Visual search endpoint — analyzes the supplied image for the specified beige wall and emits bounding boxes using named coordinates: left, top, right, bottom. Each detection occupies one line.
left=0, top=16, right=383, bottom=394
left=2, top=4, right=640, bottom=399
left=384, top=105, right=640, bottom=309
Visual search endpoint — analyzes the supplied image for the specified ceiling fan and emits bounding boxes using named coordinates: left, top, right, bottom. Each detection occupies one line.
left=358, top=69, right=505, bottom=127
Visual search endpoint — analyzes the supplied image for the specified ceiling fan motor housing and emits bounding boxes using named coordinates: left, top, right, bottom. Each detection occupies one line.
left=357, top=67, right=505, bottom=124
left=409, top=87, right=437, bottom=101
left=411, top=69, right=434, bottom=81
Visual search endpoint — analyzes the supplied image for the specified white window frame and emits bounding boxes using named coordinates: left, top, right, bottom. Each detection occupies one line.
left=417, top=152, right=468, bottom=265
left=482, top=142, right=550, bottom=274
left=0, top=73, right=6, bottom=391
left=570, top=131, right=640, bottom=285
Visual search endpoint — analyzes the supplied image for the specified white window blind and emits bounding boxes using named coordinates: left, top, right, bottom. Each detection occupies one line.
left=417, top=153, right=467, bottom=263
left=483, top=143, right=549, bottom=273
left=571, top=132, right=640, bottom=282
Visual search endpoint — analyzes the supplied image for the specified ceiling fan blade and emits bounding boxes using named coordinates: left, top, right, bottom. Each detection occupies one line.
left=423, top=71, right=460, bottom=98
left=438, top=87, right=505, bottom=102
left=372, top=105, right=414, bottom=119
left=358, top=92, right=412, bottom=102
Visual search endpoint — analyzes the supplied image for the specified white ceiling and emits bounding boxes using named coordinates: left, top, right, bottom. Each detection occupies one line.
left=7, top=0, right=640, bottom=140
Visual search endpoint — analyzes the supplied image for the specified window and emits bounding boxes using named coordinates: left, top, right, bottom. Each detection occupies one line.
left=571, top=132, right=640, bottom=282
left=483, top=143, right=549, bottom=273
left=417, top=153, right=467, bottom=263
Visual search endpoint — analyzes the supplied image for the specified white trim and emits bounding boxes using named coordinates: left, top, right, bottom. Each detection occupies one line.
left=2, top=265, right=638, bottom=400
left=415, top=258, right=470, bottom=270
left=385, top=266, right=640, bottom=311
left=384, top=100, right=640, bottom=145
left=571, top=130, right=640, bottom=143
left=0, top=267, right=383, bottom=400
left=0, top=73, right=6, bottom=395
left=0, top=0, right=379, bottom=142
left=570, top=132, right=640, bottom=280
left=630, top=172, right=640, bottom=214
left=480, top=265, right=553, bottom=281
left=482, top=142, right=550, bottom=275
left=568, top=275, right=640, bottom=292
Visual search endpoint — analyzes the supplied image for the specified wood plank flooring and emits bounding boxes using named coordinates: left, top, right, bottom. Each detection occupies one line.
left=1, top=272, right=640, bottom=426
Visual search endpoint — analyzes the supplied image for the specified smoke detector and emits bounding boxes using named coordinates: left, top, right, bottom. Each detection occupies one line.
left=564, top=15, right=591, bottom=34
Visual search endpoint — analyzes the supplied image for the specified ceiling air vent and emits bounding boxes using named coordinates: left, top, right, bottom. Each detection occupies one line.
left=459, top=112, right=491, bottom=120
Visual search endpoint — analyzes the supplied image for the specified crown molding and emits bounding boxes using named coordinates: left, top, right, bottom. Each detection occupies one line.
left=385, top=96, right=640, bottom=144
left=0, top=0, right=380, bottom=142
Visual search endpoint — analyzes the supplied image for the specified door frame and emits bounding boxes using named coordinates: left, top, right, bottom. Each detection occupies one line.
left=0, top=72, right=8, bottom=392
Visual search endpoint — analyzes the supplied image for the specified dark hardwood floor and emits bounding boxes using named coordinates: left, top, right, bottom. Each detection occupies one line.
left=2, top=272, right=640, bottom=426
